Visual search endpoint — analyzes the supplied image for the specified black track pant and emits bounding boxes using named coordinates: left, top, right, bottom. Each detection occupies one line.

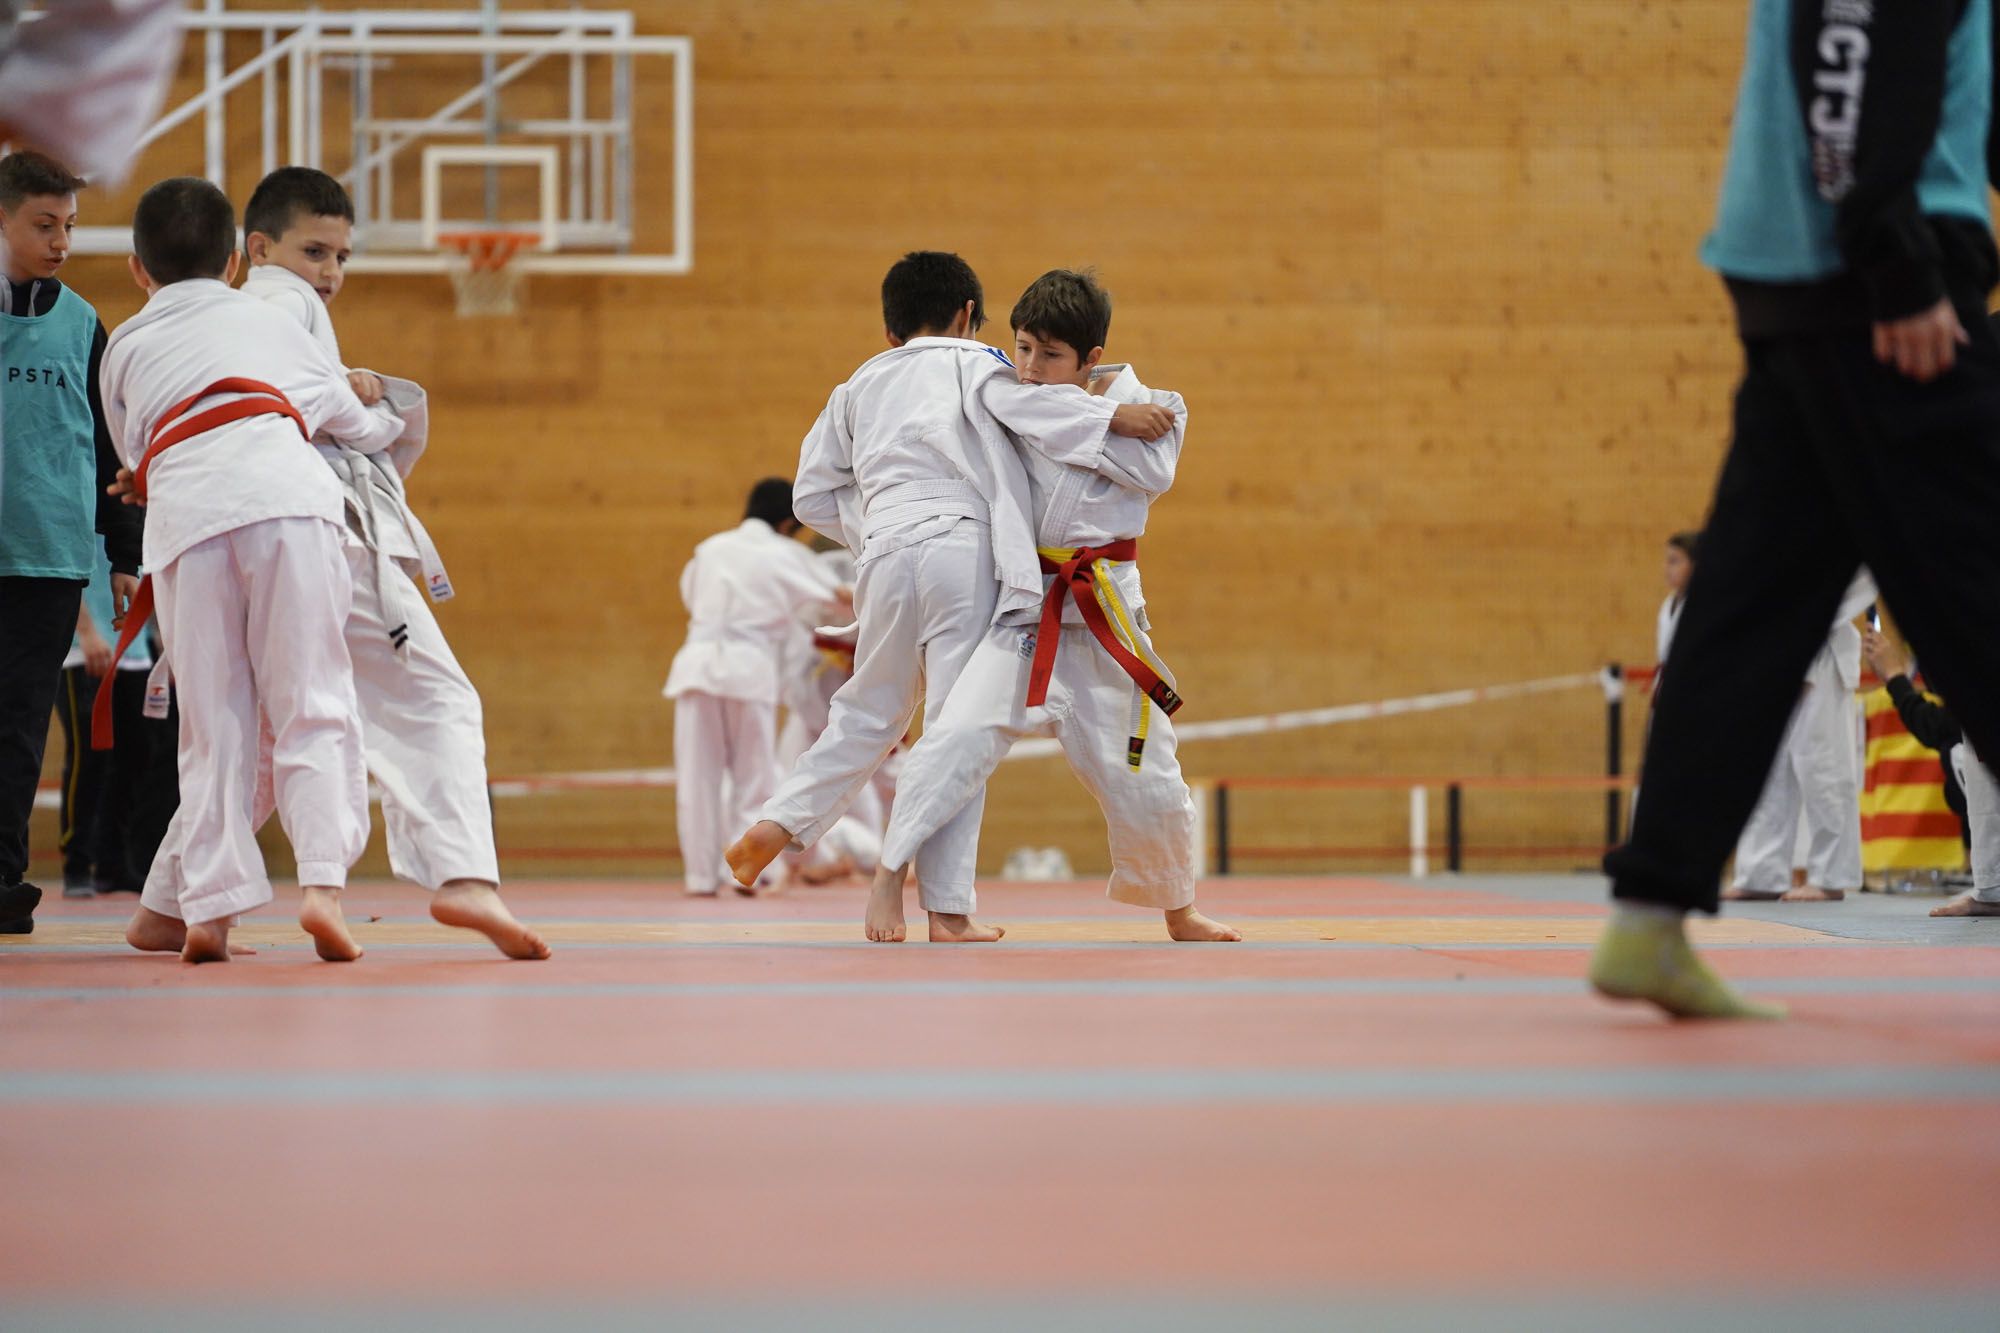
left=0, top=577, right=83, bottom=886
left=1608, top=317, right=2000, bottom=913
left=53, top=665, right=152, bottom=890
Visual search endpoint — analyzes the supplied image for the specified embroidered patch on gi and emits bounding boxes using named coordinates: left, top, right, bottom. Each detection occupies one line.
left=1017, top=630, right=1038, bottom=659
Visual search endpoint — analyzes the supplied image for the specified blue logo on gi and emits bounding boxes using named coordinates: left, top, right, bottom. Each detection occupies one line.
left=1017, top=630, right=1037, bottom=659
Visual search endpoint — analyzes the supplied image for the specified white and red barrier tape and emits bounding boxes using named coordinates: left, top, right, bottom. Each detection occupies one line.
left=31, top=670, right=1619, bottom=808
left=480, top=670, right=1613, bottom=797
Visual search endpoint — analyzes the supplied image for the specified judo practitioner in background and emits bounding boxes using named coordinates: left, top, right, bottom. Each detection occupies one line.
left=724, top=251, right=1175, bottom=942
left=666, top=478, right=850, bottom=896
left=1724, top=573, right=1875, bottom=904
left=100, top=177, right=395, bottom=963
left=123, top=166, right=550, bottom=961
left=867, top=269, right=1238, bottom=943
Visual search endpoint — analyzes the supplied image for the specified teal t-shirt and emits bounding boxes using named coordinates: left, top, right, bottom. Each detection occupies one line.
left=1700, top=0, right=1993, bottom=282
left=0, top=283, right=101, bottom=581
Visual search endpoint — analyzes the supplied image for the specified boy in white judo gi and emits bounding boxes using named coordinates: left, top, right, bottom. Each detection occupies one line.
left=865, top=270, right=1239, bottom=942
left=1723, top=572, right=1875, bottom=904
left=666, top=477, right=850, bottom=895
left=724, top=251, right=1175, bottom=942
left=120, top=167, right=549, bottom=961
left=97, top=176, right=393, bottom=963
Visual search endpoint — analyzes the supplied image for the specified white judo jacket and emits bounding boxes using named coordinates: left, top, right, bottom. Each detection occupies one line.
left=791, top=337, right=1119, bottom=625
left=101, top=278, right=405, bottom=571
left=664, top=518, right=847, bottom=705
left=1023, top=363, right=1185, bottom=627
left=242, top=265, right=451, bottom=632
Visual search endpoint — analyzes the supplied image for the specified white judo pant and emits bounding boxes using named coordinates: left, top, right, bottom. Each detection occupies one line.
left=760, top=518, right=994, bottom=914
left=881, top=618, right=1197, bottom=911
left=1951, top=738, right=2000, bottom=903
left=1732, top=680, right=1863, bottom=893
left=675, top=690, right=778, bottom=894
left=140, top=517, right=368, bottom=925
left=143, top=545, right=497, bottom=921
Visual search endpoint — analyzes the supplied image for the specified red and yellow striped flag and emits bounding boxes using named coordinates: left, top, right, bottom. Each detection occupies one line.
left=1861, top=686, right=1964, bottom=873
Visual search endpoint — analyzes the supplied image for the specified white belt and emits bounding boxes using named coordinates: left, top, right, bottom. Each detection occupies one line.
left=861, top=478, right=987, bottom=541
left=326, top=447, right=454, bottom=661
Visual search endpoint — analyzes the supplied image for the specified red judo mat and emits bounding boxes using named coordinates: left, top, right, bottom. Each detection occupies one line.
left=3, top=875, right=1997, bottom=1332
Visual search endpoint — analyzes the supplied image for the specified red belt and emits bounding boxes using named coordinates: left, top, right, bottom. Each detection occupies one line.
left=92, top=380, right=310, bottom=750
left=1026, top=540, right=1183, bottom=716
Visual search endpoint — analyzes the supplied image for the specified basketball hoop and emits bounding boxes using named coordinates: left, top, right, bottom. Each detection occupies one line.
left=439, top=231, right=535, bottom=317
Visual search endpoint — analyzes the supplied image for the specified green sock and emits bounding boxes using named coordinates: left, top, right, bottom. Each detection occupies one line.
left=1589, top=906, right=1786, bottom=1021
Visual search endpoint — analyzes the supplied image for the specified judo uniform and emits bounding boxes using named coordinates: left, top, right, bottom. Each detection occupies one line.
left=773, top=551, right=890, bottom=880
left=665, top=518, right=845, bottom=893
left=757, top=337, right=1119, bottom=915
left=0, top=0, right=182, bottom=182
left=101, top=278, right=400, bottom=925
left=1731, top=573, right=1876, bottom=895
left=1951, top=737, right=2000, bottom=905
left=879, top=365, right=1197, bottom=910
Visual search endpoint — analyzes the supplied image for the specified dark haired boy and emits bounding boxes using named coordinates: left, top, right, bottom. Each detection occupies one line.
left=869, top=269, right=1239, bottom=942
left=665, top=477, right=851, bottom=896
left=726, top=251, right=1175, bottom=942
left=0, top=149, right=141, bottom=933
left=98, top=176, right=410, bottom=962
left=121, top=165, right=548, bottom=961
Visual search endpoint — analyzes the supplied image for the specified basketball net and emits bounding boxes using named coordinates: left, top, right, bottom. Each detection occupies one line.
left=440, top=231, right=534, bottom=317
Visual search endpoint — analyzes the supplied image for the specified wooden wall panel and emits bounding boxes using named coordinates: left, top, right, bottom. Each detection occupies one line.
left=34, top=0, right=1761, bottom=878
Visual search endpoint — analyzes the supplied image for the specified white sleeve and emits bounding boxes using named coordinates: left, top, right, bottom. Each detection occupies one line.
left=287, top=325, right=403, bottom=454
left=101, top=344, right=135, bottom=469
left=1080, top=389, right=1185, bottom=498
left=792, top=386, right=860, bottom=549
left=771, top=543, right=846, bottom=610
left=975, top=374, right=1116, bottom=468
left=0, top=0, right=183, bottom=184
left=677, top=555, right=699, bottom=615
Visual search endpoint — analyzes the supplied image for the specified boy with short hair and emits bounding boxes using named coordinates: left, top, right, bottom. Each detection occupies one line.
left=725, top=251, right=1175, bottom=942
left=0, top=148, right=141, bottom=933
left=866, top=269, right=1239, bottom=942
left=665, top=476, right=850, bottom=896
left=122, top=165, right=548, bottom=961
left=99, top=175, right=396, bottom=962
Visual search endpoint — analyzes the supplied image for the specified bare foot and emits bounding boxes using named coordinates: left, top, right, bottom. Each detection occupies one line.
left=299, top=887, right=363, bottom=962
left=865, top=866, right=907, bottom=943
left=1780, top=885, right=1846, bottom=902
left=1931, top=891, right=2000, bottom=918
left=725, top=820, right=792, bottom=889
left=431, top=881, right=551, bottom=960
left=1165, top=905, right=1243, bottom=942
left=136, top=907, right=255, bottom=956
left=181, top=918, right=233, bottom=964
left=127, top=905, right=187, bottom=953
left=929, top=912, right=1005, bottom=943
left=1721, top=886, right=1783, bottom=901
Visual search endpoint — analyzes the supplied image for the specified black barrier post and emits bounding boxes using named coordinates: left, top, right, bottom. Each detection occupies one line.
left=1604, top=663, right=1624, bottom=849
left=1214, top=783, right=1231, bottom=876
left=1446, top=782, right=1463, bottom=873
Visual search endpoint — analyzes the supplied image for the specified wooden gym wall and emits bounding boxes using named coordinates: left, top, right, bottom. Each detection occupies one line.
left=45, top=1, right=1752, bottom=875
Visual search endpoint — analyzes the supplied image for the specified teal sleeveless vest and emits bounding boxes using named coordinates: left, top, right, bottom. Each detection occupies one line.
left=0, top=284, right=100, bottom=581
left=1701, top=0, right=1993, bottom=282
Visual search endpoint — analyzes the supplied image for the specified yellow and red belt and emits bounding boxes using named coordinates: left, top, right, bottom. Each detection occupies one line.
left=1028, top=540, right=1182, bottom=771
left=91, top=379, right=310, bottom=750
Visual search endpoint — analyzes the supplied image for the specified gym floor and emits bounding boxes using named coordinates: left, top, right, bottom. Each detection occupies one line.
left=4, top=874, right=1996, bottom=1332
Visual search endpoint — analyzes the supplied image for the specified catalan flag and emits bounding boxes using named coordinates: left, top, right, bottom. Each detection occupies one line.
left=1861, top=686, right=1965, bottom=873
